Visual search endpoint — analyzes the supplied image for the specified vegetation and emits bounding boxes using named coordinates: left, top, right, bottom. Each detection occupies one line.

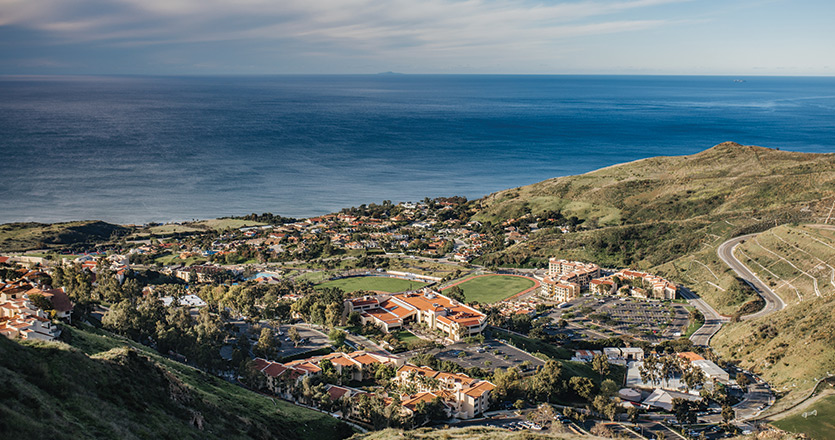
left=315, top=276, right=427, bottom=293
left=0, top=220, right=130, bottom=252
left=349, top=426, right=593, bottom=439
left=712, top=292, right=835, bottom=406
left=0, top=326, right=352, bottom=440
left=773, top=393, right=835, bottom=440
left=445, top=275, right=536, bottom=304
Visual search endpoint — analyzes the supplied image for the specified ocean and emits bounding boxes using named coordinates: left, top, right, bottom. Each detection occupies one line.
left=1, top=75, right=834, bottom=225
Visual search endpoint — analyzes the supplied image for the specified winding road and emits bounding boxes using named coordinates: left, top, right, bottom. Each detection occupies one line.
left=681, top=286, right=727, bottom=346
left=717, top=234, right=787, bottom=320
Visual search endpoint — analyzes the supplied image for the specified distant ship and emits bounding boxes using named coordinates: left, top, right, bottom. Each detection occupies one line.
left=733, top=79, right=746, bottom=83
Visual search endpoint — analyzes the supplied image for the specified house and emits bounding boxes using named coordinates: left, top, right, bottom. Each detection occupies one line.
left=25, top=287, right=73, bottom=320
left=614, top=270, right=678, bottom=300
left=251, top=358, right=307, bottom=398
left=279, top=350, right=403, bottom=383
left=0, top=314, right=61, bottom=341
left=0, top=280, right=64, bottom=341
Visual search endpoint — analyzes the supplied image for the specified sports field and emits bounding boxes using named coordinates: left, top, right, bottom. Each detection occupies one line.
left=447, top=275, right=536, bottom=304
left=773, top=394, right=835, bottom=440
left=315, top=276, right=427, bottom=293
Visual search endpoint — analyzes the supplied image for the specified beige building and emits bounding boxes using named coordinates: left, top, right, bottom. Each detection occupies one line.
left=540, top=277, right=580, bottom=302
left=345, top=290, right=487, bottom=341
left=395, top=364, right=495, bottom=419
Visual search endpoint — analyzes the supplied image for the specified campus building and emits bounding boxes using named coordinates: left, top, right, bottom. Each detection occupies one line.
left=539, top=258, right=601, bottom=301
left=344, top=289, right=487, bottom=341
left=395, top=364, right=495, bottom=419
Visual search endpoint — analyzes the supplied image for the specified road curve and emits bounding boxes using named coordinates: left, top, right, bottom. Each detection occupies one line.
left=681, top=286, right=727, bottom=347
left=717, top=234, right=787, bottom=321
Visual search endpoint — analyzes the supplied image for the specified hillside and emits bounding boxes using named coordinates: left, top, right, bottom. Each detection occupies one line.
left=0, top=325, right=353, bottom=440
left=0, top=221, right=130, bottom=252
left=473, top=143, right=835, bottom=314
left=709, top=224, right=835, bottom=410
left=474, top=142, right=835, bottom=226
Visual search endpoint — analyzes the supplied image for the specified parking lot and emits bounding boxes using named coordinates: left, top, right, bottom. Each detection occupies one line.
left=225, top=320, right=331, bottom=360
left=429, top=339, right=546, bottom=372
left=550, top=295, right=690, bottom=341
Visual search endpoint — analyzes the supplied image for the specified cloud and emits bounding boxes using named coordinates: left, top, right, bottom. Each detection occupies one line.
left=1, top=0, right=683, bottom=47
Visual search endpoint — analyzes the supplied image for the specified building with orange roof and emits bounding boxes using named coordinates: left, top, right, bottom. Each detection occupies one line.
left=678, top=352, right=706, bottom=362
left=345, top=289, right=486, bottom=341
left=394, top=364, right=494, bottom=419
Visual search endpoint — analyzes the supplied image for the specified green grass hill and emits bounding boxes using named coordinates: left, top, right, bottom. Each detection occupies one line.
left=0, top=220, right=130, bottom=252
left=473, top=142, right=835, bottom=226
left=0, top=325, right=353, bottom=440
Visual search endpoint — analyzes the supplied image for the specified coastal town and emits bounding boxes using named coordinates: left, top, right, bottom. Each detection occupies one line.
left=0, top=198, right=777, bottom=439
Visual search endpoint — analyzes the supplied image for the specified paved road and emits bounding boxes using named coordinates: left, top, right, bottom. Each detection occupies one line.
left=680, top=286, right=728, bottom=346
left=717, top=234, right=786, bottom=321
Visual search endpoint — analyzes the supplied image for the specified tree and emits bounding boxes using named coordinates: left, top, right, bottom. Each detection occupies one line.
left=288, top=326, right=301, bottom=346
left=491, top=367, right=523, bottom=402
left=592, top=353, right=610, bottom=377
left=324, top=302, right=343, bottom=328
left=347, top=311, right=362, bottom=327
left=600, top=379, right=619, bottom=398
left=569, top=376, right=596, bottom=401
left=28, top=293, right=53, bottom=311
left=528, top=403, right=558, bottom=426
left=721, top=404, right=735, bottom=423
left=414, top=397, right=447, bottom=426
left=329, top=328, right=347, bottom=347
left=593, top=395, right=620, bottom=421
left=682, top=363, right=706, bottom=392
left=590, top=422, right=614, bottom=438
left=255, top=327, right=277, bottom=359
left=102, top=300, right=139, bottom=338
left=736, top=373, right=750, bottom=388
left=671, top=398, right=697, bottom=426
left=447, top=286, right=466, bottom=303
left=627, top=406, right=640, bottom=424
left=529, top=360, right=563, bottom=402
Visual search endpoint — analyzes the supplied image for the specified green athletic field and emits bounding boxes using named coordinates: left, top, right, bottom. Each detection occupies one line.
left=449, top=275, right=536, bottom=304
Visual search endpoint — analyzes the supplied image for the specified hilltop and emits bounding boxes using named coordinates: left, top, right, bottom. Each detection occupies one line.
left=474, top=142, right=835, bottom=226
left=0, top=325, right=353, bottom=440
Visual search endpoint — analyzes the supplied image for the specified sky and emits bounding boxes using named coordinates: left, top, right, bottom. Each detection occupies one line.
left=0, top=0, right=832, bottom=75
